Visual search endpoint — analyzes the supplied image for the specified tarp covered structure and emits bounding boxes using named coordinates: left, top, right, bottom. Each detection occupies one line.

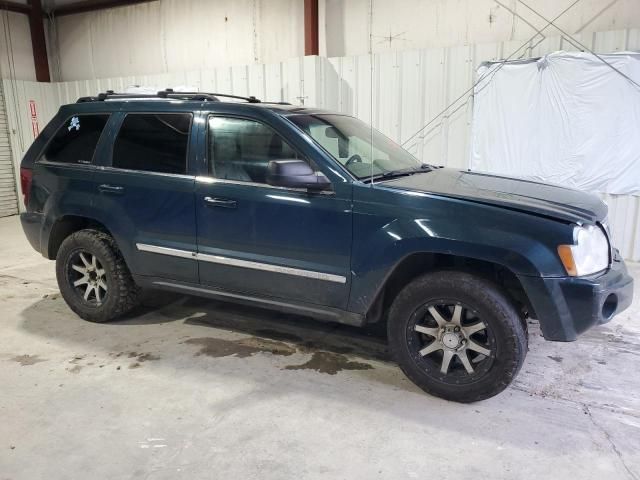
left=471, top=52, right=640, bottom=196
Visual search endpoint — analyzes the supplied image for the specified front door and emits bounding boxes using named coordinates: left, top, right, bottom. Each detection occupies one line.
left=195, top=114, right=352, bottom=309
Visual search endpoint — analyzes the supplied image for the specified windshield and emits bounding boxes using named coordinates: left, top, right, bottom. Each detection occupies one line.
left=289, top=114, right=421, bottom=180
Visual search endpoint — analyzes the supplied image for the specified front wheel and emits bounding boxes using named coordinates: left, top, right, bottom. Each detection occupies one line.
left=56, top=229, right=139, bottom=323
left=388, top=271, right=527, bottom=402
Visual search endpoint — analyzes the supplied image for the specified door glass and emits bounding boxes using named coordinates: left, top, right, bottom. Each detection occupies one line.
left=112, top=113, right=192, bottom=174
left=208, top=116, right=305, bottom=184
left=42, top=114, right=110, bottom=165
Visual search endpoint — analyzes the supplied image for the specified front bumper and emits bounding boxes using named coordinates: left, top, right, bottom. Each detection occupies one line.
left=518, top=251, right=634, bottom=341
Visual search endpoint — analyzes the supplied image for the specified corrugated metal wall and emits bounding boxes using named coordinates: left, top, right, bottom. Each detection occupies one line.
left=0, top=82, right=18, bottom=217
left=3, top=27, right=640, bottom=259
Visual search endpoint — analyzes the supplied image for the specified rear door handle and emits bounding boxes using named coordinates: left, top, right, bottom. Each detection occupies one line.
left=204, top=196, right=237, bottom=208
left=98, top=184, right=125, bottom=195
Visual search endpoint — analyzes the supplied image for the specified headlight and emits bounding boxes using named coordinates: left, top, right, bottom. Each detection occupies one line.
left=557, top=225, right=609, bottom=276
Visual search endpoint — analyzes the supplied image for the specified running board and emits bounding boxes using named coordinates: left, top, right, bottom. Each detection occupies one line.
left=134, top=276, right=365, bottom=327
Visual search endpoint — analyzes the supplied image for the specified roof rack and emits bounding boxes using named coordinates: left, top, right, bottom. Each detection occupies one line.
left=158, top=89, right=262, bottom=103
left=76, top=89, right=264, bottom=103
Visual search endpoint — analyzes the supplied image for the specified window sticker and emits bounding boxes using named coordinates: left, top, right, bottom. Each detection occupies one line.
left=68, top=116, right=80, bottom=131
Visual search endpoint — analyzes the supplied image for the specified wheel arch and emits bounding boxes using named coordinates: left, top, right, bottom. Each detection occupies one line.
left=46, top=215, right=114, bottom=260
left=364, top=252, right=535, bottom=326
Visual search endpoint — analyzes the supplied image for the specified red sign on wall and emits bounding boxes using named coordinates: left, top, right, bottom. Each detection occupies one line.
left=29, top=100, right=39, bottom=138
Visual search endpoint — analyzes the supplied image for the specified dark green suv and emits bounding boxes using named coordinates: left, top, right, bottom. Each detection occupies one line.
left=19, top=90, right=633, bottom=402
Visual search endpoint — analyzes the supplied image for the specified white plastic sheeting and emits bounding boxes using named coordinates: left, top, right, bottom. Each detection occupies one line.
left=471, top=51, right=640, bottom=195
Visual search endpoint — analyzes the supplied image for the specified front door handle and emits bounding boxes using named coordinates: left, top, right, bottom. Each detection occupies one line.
left=204, top=196, right=237, bottom=208
left=98, top=184, right=125, bottom=195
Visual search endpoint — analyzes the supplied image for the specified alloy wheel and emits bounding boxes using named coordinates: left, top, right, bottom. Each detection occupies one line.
left=408, top=300, right=495, bottom=384
left=68, top=251, right=108, bottom=306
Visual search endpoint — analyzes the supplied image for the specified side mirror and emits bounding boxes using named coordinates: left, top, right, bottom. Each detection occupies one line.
left=266, top=160, right=331, bottom=191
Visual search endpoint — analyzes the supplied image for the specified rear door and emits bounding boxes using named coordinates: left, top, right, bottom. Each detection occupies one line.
left=195, top=113, right=353, bottom=309
left=92, top=111, right=198, bottom=283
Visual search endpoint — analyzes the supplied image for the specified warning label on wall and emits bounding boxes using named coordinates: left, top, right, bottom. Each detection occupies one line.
left=29, top=100, right=39, bottom=138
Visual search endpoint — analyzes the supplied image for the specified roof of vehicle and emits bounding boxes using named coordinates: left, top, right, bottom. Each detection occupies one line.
left=65, top=90, right=339, bottom=117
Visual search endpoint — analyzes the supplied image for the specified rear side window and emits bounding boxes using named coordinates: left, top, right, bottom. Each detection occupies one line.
left=112, top=113, right=192, bottom=174
left=42, top=114, right=110, bottom=164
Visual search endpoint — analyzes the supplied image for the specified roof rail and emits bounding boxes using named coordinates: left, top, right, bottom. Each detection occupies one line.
left=76, top=89, right=262, bottom=103
left=159, top=88, right=261, bottom=103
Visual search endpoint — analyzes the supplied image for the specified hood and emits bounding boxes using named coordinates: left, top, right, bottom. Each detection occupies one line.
left=381, top=168, right=607, bottom=224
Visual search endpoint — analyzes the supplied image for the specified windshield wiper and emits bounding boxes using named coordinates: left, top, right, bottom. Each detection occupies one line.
left=363, top=169, right=415, bottom=183
left=363, top=165, right=434, bottom=183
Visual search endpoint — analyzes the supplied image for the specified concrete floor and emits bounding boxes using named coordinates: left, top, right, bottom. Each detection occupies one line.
left=0, top=216, right=639, bottom=480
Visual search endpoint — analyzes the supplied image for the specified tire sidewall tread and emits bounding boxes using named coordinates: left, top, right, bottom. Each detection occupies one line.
left=388, top=270, right=528, bottom=403
left=55, top=229, right=139, bottom=323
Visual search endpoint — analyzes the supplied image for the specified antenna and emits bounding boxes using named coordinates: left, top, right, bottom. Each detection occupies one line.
left=369, top=0, right=374, bottom=186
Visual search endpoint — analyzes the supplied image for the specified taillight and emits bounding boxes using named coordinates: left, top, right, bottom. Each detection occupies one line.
left=20, top=167, right=32, bottom=207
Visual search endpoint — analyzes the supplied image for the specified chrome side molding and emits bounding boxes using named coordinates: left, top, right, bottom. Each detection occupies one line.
left=135, top=243, right=347, bottom=284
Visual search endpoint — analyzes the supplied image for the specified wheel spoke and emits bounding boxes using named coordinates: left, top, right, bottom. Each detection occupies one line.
left=419, top=341, right=442, bottom=356
left=71, top=264, right=87, bottom=274
left=451, top=305, right=463, bottom=326
left=95, top=268, right=105, bottom=277
left=91, top=255, right=97, bottom=269
left=73, top=276, right=89, bottom=287
left=83, top=284, right=92, bottom=300
left=415, top=325, right=439, bottom=337
left=79, top=252, right=91, bottom=268
left=463, top=321, right=487, bottom=336
left=427, top=306, right=448, bottom=327
left=457, top=351, right=474, bottom=374
left=95, top=285, right=102, bottom=303
left=97, top=279, right=108, bottom=292
left=440, top=350, right=454, bottom=374
left=467, top=340, right=491, bottom=357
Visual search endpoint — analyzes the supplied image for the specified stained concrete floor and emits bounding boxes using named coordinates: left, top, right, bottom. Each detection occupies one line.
left=0, top=215, right=639, bottom=480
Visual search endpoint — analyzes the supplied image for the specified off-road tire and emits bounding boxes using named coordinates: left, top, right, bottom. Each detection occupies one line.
left=56, top=229, right=140, bottom=322
left=388, top=270, right=528, bottom=402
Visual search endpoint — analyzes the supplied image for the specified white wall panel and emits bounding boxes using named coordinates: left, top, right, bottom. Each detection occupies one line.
left=3, top=27, right=640, bottom=260
left=322, top=0, right=640, bottom=57
left=53, top=0, right=305, bottom=81
left=0, top=82, right=18, bottom=217
left=0, top=10, right=36, bottom=81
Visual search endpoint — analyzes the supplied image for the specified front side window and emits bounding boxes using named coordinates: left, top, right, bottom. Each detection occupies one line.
left=289, top=114, right=421, bottom=180
left=208, top=116, right=304, bottom=184
left=112, top=113, right=191, bottom=174
left=42, top=114, right=110, bottom=164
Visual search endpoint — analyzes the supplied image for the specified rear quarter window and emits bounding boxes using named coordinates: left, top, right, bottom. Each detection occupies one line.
left=41, top=114, right=110, bottom=165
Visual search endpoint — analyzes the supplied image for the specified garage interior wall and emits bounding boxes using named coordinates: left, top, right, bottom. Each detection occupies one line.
left=0, top=10, right=37, bottom=218
left=4, top=26, right=640, bottom=259
left=320, top=0, right=640, bottom=57
left=0, top=81, right=18, bottom=217
left=48, top=0, right=306, bottom=81
left=46, top=0, right=640, bottom=81
left=0, top=10, right=36, bottom=82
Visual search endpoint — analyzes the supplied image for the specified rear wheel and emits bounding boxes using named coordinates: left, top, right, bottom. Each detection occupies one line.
left=56, top=230, right=139, bottom=322
left=388, top=271, right=527, bottom=402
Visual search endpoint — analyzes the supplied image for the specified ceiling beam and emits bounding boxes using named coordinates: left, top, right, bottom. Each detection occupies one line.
left=0, top=1, right=31, bottom=15
left=27, top=0, right=50, bottom=81
left=304, top=0, right=319, bottom=56
left=50, top=0, right=157, bottom=16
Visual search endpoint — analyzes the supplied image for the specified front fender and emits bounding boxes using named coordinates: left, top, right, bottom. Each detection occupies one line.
left=348, top=185, right=574, bottom=314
